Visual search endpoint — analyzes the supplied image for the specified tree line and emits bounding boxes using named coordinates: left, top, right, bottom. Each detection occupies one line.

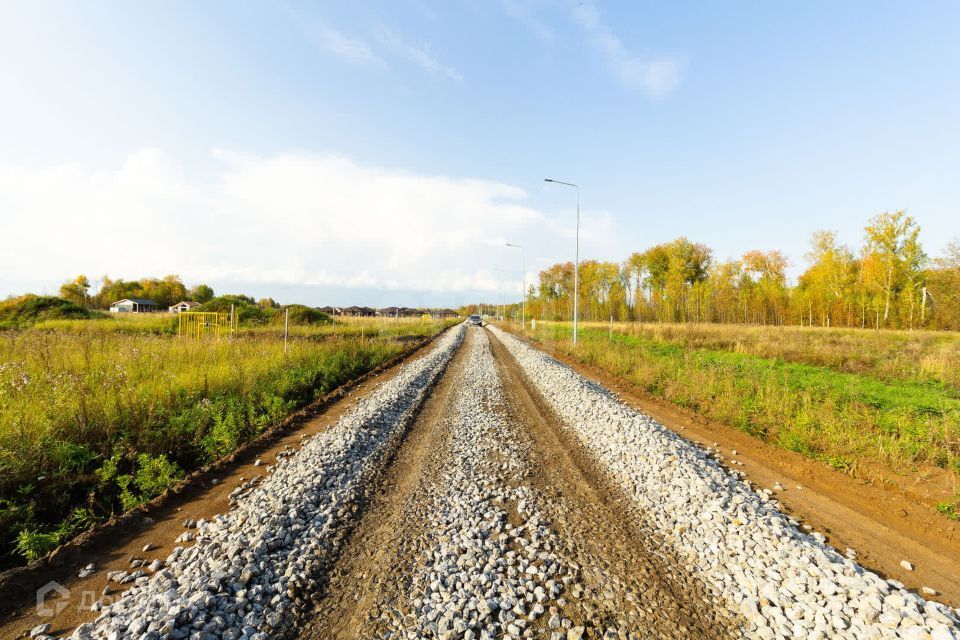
left=59, top=275, right=215, bottom=310
left=523, top=211, right=960, bottom=331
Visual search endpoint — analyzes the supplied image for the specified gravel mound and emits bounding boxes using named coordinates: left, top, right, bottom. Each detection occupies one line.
left=489, top=326, right=960, bottom=640
left=63, top=324, right=465, bottom=640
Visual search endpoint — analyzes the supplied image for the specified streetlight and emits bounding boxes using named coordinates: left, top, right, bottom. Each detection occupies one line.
left=505, top=243, right=525, bottom=332
left=494, top=267, right=507, bottom=320
left=544, top=178, right=580, bottom=347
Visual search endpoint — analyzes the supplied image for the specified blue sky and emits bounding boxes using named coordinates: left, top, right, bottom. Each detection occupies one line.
left=1, top=1, right=958, bottom=307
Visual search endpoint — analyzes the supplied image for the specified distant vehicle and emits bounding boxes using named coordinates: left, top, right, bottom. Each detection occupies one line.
left=468, top=314, right=483, bottom=326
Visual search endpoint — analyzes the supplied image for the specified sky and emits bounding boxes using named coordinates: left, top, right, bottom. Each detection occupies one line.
left=1, top=1, right=958, bottom=307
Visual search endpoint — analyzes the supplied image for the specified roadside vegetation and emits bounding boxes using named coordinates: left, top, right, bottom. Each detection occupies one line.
left=592, top=322, right=960, bottom=390
left=0, top=315, right=456, bottom=567
left=513, top=320, right=960, bottom=519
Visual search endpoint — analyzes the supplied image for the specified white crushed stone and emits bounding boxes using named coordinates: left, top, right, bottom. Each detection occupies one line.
left=382, top=329, right=577, bottom=638
left=489, top=325, right=960, bottom=640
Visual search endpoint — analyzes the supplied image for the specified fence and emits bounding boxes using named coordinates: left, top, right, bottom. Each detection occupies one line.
left=177, top=311, right=231, bottom=340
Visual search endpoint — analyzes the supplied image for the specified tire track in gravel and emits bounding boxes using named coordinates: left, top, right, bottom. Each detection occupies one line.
left=486, top=328, right=742, bottom=638
left=302, top=326, right=740, bottom=639
left=302, top=328, right=477, bottom=639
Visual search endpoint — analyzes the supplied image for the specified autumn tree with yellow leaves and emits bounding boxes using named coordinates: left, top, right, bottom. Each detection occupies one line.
left=522, top=211, right=958, bottom=330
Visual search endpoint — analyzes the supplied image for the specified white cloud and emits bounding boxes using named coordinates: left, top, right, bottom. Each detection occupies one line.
left=572, top=2, right=683, bottom=98
left=375, top=24, right=463, bottom=83
left=0, top=149, right=614, bottom=300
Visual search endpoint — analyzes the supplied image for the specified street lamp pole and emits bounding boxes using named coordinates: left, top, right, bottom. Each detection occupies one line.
left=494, top=267, right=506, bottom=320
left=505, top=243, right=525, bottom=332
left=544, top=178, right=580, bottom=346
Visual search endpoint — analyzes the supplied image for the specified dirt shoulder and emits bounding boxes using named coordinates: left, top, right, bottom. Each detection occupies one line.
left=0, top=330, right=450, bottom=640
left=505, top=327, right=960, bottom=609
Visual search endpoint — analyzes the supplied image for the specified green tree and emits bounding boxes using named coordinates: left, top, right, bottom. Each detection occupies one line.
left=190, top=284, right=215, bottom=303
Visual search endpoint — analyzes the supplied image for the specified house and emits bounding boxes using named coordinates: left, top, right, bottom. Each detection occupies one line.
left=432, top=309, right=459, bottom=319
left=342, top=306, right=376, bottom=317
left=168, top=300, right=200, bottom=313
left=379, top=307, right=423, bottom=318
left=319, top=306, right=342, bottom=316
left=110, top=298, right=159, bottom=313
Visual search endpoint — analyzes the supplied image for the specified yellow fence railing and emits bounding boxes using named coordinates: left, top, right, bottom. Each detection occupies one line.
left=177, top=312, right=231, bottom=340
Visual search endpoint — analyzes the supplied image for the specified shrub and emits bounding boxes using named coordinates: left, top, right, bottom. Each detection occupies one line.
left=0, top=295, right=96, bottom=329
left=280, top=305, right=331, bottom=326
left=133, top=453, right=184, bottom=499
left=198, top=295, right=274, bottom=325
left=15, top=528, right=59, bottom=563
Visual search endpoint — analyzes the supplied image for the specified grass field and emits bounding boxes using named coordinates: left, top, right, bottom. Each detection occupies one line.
left=34, top=313, right=450, bottom=339
left=512, top=320, right=960, bottom=519
left=0, top=315, right=456, bottom=565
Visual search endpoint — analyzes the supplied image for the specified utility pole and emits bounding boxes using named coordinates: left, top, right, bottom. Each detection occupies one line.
left=284, top=306, right=289, bottom=355
left=494, top=267, right=506, bottom=321
left=544, top=178, right=580, bottom=346
left=506, top=243, right=526, bottom=333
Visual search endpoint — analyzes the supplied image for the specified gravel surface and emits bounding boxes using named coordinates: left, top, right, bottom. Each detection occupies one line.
left=379, top=328, right=576, bottom=639
left=489, top=326, right=960, bottom=640
left=55, top=324, right=465, bottom=640
left=306, top=327, right=730, bottom=639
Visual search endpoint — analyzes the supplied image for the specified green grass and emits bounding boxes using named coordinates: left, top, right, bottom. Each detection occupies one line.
left=0, top=316, right=456, bottom=566
left=592, top=321, right=960, bottom=391
left=517, top=321, right=960, bottom=489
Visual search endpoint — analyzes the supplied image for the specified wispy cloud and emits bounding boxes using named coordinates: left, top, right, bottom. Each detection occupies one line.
left=375, top=24, right=463, bottom=83
left=500, top=0, right=555, bottom=43
left=572, top=2, right=683, bottom=98
left=313, top=23, right=386, bottom=67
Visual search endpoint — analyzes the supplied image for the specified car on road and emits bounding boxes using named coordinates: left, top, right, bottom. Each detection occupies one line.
left=469, top=314, right=483, bottom=326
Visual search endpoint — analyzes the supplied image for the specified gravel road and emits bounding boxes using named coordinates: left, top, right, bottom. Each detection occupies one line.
left=38, top=323, right=960, bottom=640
